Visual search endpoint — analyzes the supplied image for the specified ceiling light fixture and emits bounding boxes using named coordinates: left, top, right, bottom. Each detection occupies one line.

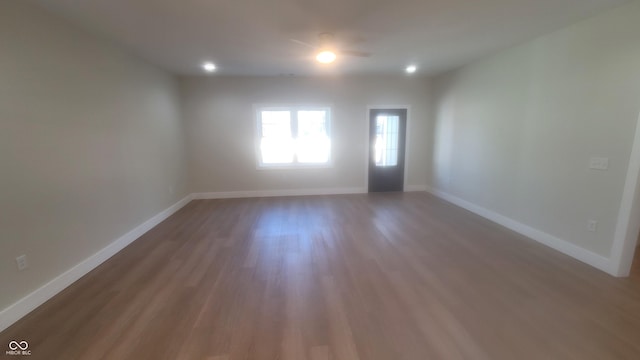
left=202, top=62, right=216, bottom=73
left=316, top=50, right=337, bottom=64
left=405, top=65, right=417, bottom=74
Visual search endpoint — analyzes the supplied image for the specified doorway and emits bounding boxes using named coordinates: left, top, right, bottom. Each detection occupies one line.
left=632, top=235, right=640, bottom=277
left=368, top=108, right=407, bottom=192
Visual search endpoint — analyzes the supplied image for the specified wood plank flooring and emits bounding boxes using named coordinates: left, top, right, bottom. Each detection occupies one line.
left=2, top=192, right=640, bottom=359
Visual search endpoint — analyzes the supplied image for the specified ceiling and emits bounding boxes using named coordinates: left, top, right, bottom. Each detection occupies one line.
left=34, top=0, right=629, bottom=76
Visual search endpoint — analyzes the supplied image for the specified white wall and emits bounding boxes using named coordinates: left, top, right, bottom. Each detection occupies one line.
left=181, top=76, right=430, bottom=194
left=0, top=1, right=188, bottom=312
left=429, top=1, right=640, bottom=263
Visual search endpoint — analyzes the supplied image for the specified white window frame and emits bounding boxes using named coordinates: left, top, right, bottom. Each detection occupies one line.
left=255, top=105, right=333, bottom=169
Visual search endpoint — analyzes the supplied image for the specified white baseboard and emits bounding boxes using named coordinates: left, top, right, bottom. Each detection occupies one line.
left=0, top=194, right=193, bottom=333
left=194, top=186, right=428, bottom=200
left=2, top=185, right=615, bottom=332
left=425, top=186, right=613, bottom=275
left=192, top=187, right=366, bottom=200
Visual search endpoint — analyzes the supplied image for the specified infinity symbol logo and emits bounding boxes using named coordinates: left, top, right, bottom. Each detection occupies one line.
left=8, top=341, right=28, bottom=351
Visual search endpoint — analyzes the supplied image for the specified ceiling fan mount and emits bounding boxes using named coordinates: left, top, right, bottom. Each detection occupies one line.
left=290, top=32, right=371, bottom=59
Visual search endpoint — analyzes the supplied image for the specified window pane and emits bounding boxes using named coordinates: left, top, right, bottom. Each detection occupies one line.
left=297, top=110, right=330, bottom=163
left=261, top=111, right=294, bottom=164
left=261, top=111, right=291, bottom=138
left=261, top=138, right=295, bottom=164
left=374, top=115, right=399, bottom=167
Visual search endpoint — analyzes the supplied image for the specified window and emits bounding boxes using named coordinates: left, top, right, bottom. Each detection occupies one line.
left=374, top=115, right=400, bottom=167
left=256, top=107, right=331, bottom=168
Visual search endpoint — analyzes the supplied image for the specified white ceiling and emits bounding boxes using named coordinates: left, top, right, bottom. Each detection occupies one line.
left=34, top=0, right=629, bottom=76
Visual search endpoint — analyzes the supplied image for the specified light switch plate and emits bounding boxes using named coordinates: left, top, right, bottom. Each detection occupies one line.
left=589, top=157, right=609, bottom=170
left=16, top=255, right=28, bottom=271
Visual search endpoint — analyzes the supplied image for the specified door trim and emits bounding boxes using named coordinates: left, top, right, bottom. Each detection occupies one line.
left=365, top=105, right=411, bottom=192
left=610, top=110, right=640, bottom=276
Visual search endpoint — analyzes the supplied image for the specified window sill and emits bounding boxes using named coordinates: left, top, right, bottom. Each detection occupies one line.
left=256, top=163, right=334, bottom=171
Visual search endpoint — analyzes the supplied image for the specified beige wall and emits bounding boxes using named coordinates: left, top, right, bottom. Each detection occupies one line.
left=3, top=0, right=635, bottom=325
left=181, top=76, right=430, bottom=193
left=429, top=1, right=640, bottom=258
left=0, top=1, right=188, bottom=311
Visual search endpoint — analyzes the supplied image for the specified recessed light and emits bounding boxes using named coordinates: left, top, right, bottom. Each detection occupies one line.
left=202, top=62, right=216, bottom=73
left=405, top=65, right=417, bottom=74
left=316, top=51, right=337, bottom=64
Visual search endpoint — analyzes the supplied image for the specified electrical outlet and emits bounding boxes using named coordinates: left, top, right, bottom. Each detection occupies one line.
left=16, top=255, right=28, bottom=271
left=587, top=220, right=598, bottom=233
left=169, top=186, right=174, bottom=195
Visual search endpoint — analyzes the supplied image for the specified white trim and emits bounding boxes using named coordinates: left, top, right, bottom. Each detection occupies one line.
left=365, top=105, right=411, bottom=192
left=610, top=111, right=640, bottom=276
left=364, top=107, right=371, bottom=191
left=404, top=107, right=412, bottom=192
left=254, top=105, right=333, bottom=169
left=0, top=194, right=193, bottom=332
left=193, top=187, right=366, bottom=200
left=255, top=164, right=334, bottom=171
left=426, top=186, right=613, bottom=275
left=2, top=181, right=622, bottom=332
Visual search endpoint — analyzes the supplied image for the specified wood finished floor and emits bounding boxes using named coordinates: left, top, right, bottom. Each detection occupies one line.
left=2, top=193, right=640, bottom=359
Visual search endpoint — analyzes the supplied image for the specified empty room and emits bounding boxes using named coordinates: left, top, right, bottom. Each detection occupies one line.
left=2, top=0, right=640, bottom=358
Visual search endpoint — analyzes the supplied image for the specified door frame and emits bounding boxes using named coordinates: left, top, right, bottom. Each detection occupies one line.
left=365, top=105, right=411, bottom=192
left=611, top=110, right=640, bottom=276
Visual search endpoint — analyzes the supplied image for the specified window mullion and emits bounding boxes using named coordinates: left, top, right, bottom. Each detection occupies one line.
left=291, top=109, right=299, bottom=164
left=257, top=106, right=330, bottom=168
